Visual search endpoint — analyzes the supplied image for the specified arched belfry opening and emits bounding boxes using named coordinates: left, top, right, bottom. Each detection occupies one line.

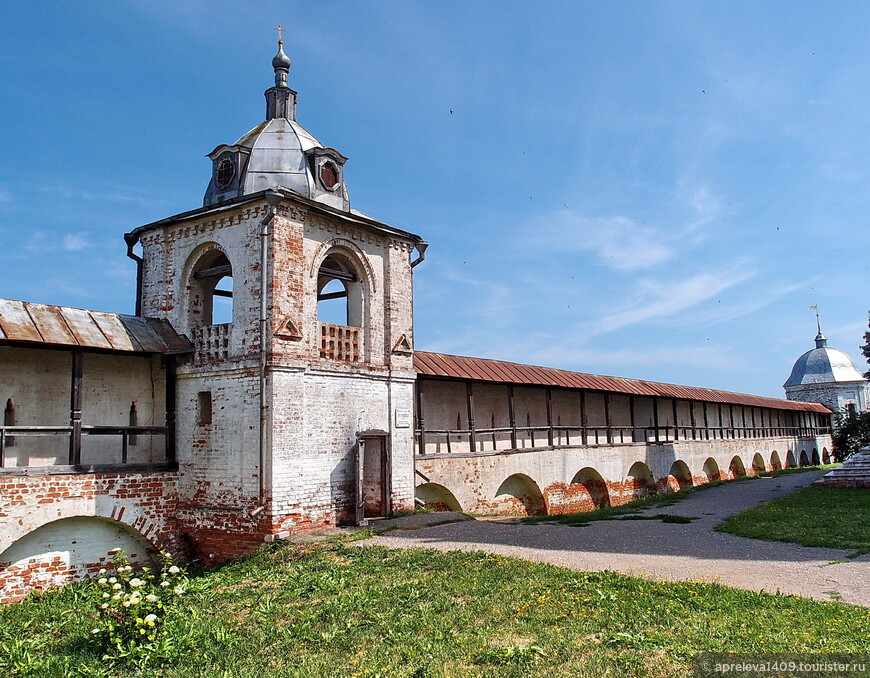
left=316, top=250, right=366, bottom=361
left=189, top=249, right=234, bottom=327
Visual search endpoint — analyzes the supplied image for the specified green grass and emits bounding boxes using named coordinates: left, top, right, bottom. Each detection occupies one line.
left=717, top=484, right=870, bottom=555
left=522, top=465, right=837, bottom=528
left=3, top=535, right=870, bottom=677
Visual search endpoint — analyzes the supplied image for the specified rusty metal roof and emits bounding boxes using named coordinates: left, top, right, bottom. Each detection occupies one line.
left=0, top=299, right=193, bottom=354
left=414, top=351, right=831, bottom=413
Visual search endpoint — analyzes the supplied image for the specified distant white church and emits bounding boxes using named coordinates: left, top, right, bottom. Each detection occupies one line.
left=784, top=317, right=869, bottom=415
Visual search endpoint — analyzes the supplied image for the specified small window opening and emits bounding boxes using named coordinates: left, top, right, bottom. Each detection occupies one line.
left=192, top=253, right=233, bottom=326
left=197, top=391, right=213, bottom=426
left=4, top=398, right=16, bottom=447
left=128, top=401, right=138, bottom=447
left=317, top=254, right=360, bottom=326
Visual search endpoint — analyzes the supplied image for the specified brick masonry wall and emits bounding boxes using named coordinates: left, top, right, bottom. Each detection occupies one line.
left=0, top=472, right=178, bottom=603
left=416, top=434, right=833, bottom=516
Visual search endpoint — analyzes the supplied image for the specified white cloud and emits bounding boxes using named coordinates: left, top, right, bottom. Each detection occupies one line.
left=62, top=232, right=91, bottom=251
left=595, top=262, right=757, bottom=335
left=524, top=211, right=675, bottom=271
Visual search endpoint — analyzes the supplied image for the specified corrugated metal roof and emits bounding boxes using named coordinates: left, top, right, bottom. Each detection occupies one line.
left=414, top=351, right=831, bottom=414
left=0, top=299, right=193, bottom=354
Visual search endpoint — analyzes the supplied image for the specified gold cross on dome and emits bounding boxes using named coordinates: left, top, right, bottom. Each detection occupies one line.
left=274, top=24, right=285, bottom=41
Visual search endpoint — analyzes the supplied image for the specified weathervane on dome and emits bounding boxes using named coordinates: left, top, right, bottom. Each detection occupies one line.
left=810, top=305, right=826, bottom=347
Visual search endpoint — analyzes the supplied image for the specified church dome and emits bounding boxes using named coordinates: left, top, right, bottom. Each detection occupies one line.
left=783, top=333, right=865, bottom=387
left=203, top=38, right=350, bottom=211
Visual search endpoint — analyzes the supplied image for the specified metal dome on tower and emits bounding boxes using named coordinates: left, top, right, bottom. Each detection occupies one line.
left=202, top=29, right=350, bottom=211
left=783, top=308, right=869, bottom=414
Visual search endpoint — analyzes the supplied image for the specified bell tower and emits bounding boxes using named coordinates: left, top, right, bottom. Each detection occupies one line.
left=125, top=37, right=427, bottom=561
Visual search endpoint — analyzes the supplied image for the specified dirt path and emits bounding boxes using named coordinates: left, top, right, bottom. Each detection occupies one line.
left=367, top=471, right=870, bottom=606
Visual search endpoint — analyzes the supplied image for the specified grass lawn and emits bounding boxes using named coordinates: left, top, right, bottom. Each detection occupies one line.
left=2, top=535, right=870, bottom=677
left=717, top=484, right=870, bottom=555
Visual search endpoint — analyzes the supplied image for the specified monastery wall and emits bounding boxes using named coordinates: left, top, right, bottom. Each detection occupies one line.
left=0, top=471, right=178, bottom=603
left=0, top=346, right=166, bottom=466
left=416, top=434, right=832, bottom=515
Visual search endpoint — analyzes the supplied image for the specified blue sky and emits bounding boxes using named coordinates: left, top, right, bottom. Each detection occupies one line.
left=1, top=1, right=869, bottom=398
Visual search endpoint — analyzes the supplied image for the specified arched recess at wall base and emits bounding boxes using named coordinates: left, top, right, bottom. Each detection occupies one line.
left=729, top=456, right=746, bottom=479
left=570, top=467, right=611, bottom=509
left=493, top=474, right=546, bottom=516
left=626, top=461, right=655, bottom=500
left=752, top=453, right=767, bottom=474
left=769, top=451, right=782, bottom=472
left=822, top=448, right=830, bottom=465
left=811, top=449, right=820, bottom=465
left=658, top=460, right=693, bottom=493
left=415, top=483, right=462, bottom=512
left=702, top=457, right=721, bottom=483
left=785, top=450, right=797, bottom=469
left=799, top=450, right=810, bottom=467
left=0, top=517, right=155, bottom=594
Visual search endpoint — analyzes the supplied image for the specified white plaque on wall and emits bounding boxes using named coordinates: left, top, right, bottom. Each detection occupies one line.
left=395, top=408, right=411, bottom=428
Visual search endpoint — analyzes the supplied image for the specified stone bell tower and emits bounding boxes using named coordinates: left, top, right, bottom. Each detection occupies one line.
left=125, top=36, right=427, bottom=561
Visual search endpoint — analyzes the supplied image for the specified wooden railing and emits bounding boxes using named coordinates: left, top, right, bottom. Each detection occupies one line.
left=416, top=423, right=832, bottom=455
left=319, top=323, right=361, bottom=362
left=0, top=425, right=169, bottom=470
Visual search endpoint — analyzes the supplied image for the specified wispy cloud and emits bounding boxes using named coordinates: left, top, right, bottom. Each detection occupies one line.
left=595, top=262, right=757, bottom=335
left=62, top=232, right=91, bottom=251
left=523, top=211, right=675, bottom=271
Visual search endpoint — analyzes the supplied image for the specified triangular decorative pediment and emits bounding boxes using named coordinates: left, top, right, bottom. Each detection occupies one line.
left=392, top=333, right=412, bottom=355
left=274, top=317, right=302, bottom=341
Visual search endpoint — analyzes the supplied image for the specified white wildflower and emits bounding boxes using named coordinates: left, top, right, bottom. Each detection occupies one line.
left=146, top=594, right=158, bottom=602
left=122, top=600, right=131, bottom=608
left=108, top=577, right=117, bottom=584
left=98, top=568, right=107, bottom=575
left=100, top=603, right=109, bottom=609
left=173, top=586, right=184, bottom=595
left=168, top=565, right=180, bottom=574
left=112, top=583, right=122, bottom=590
left=129, top=578, right=143, bottom=587
left=160, top=581, right=170, bottom=587
left=91, top=628, right=100, bottom=635
left=97, top=577, right=108, bottom=585
left=144, top=614, right=157, bottom=624
left=112, top=594, right=121, bottom=600
left=102, top=592, right=110, bottom=599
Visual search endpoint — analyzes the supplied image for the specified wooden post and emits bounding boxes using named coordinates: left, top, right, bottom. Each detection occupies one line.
left=689, top=400, right=697, bottom=440
left=580, top=390, right=588, bottom=446
left=508, top=385, right=517, bottom=450
left=629, top=395, right=637, bottom=443
left=729, top=404, right=735, bottom=439
left=703, top=402, right=709, bottom=440
left=546, top=388, right=554, bottom=448
left=165, top=355, right=177, bottom=463
left=466, top=381, right=476, bottom=453
left=415, top=379, right=425, bottom=455
left=604, top=393, right=613, bottom=444
left=69, top=349, right=83, bottom=465
left=653, top=397, right=660, bottom=443
left=671, top=399, right=679, bottom=442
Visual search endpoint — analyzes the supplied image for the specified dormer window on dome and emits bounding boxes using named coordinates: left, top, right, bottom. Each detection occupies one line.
left=202, top=38, right=350, bottom=211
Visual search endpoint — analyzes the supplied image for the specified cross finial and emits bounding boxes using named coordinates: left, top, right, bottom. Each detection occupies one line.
left=274, top=24, right=284, bottom=42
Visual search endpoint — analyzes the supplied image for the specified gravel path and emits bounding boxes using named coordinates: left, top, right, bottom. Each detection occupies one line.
left=367, top=471, right=870, bottom=606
